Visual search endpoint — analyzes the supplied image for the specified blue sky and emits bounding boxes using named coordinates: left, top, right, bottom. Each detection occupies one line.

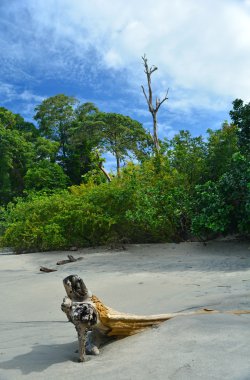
left=1, top=0, right=250, bottom=170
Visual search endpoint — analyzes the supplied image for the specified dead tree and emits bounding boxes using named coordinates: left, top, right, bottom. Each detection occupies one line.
left=141, top=54, right=169, bottom=152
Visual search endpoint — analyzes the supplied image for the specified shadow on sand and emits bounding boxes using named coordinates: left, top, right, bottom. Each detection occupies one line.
left=0, top=341, right=79, bottom=374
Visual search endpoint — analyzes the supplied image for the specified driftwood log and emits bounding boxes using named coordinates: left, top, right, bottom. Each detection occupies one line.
left=40, top=266, right=57, bottom=272
left=57, top=255, right=83, bottom=265
left=40, top=256, right=83, bottom=273
left=61, top=274, right=250, bottom=362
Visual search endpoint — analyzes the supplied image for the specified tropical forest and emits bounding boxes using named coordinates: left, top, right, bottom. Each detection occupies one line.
left=0, top=81, right=249, bottom=253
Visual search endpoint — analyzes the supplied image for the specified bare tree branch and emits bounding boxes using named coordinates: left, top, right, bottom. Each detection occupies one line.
left=99, top=163, right=112, bottom=182
left=141, top=55, right=169, bottom=152
left=141, top=85, right=153, bottom=112
left=156, top=89, right=169, bottom=112
left=95, top=151, right=112, bottom=182
left=149, top=66, right=158, bottom=75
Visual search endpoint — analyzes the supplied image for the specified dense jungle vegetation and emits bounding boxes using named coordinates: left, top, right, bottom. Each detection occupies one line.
left=0, top=95, right=249, bottom=252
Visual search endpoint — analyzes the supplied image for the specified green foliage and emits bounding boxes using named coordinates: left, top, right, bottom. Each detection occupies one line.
left=84, top=112, right=153, bottom=174
left=34, top=94, right=78, bottom=141
left=74, top=112, right=151, bottom=174
left=121, top=159, right=191, bottom=241
left=0, top=99, right=154, bottom=204
left=34, top=94, right=78, bottom=162
left=191, top=181, right=232, bottom=236
left=0, top=192, right=115, bottom=251
left=191, top=153, right=250, bottom=236
left=0, top=123, right=35, bottom=204
left=24, top=161, right=69, bottom=193
left=66, top=103, right=101, bottom=184
left=230, top=98, right=250, bottom=155
left=0, top=107, right=16, bottom=128
left=219, top=153, right=250, bottom=233
left=0, top=96, right=249, bottom=252
left=206, top=122, right=238, bottom=180
left=188, top=114, right=249, bottom=238
left=166, top=130, right=207, bottom=187
left=0, top=157, right=193, bottom=251
left=34, top=137, right=59, bottom=162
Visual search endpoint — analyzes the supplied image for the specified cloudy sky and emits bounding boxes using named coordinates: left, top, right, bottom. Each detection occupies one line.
left=1, top=0, right=250, bottom=167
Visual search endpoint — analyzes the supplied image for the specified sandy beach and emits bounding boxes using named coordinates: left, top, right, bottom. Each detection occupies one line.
left=0, top=241, right=250, bottom=380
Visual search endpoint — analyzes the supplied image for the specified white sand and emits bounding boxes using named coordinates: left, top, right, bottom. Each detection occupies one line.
left=0, top=241, right=250, bottom=380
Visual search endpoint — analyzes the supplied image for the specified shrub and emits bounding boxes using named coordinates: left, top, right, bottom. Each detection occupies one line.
left=0, top=192, right=115, bottom=251
left=0, top=158, right=194, bottom=251
left=191, top=181, right=232, bottom=238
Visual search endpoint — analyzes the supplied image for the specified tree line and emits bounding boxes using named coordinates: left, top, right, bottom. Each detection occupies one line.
left=0, top=95, right=249, bottom=252
left=0, top=94, right=152, bottom=204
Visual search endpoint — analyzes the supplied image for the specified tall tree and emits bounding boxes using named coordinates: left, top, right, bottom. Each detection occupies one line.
left=91, top=112, right=152, bottom=175
left=34, top=94, right=78, bottom=160
left=229, top=98, right=250, bottom=156
left=0, top=122, right=34, bottom=204
left=168, top=130, right=207, bottom=187
left=206, top=122, right=238, bottom=180
left=0, top=107, right=16, bottom=129
left=67, top=102, right=103, bottom=183
left=0, top=107, right=39, bottom=138
left=141, top=55, right=168, bottom=152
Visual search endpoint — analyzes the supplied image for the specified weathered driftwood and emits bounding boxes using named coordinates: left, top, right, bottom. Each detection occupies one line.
left=57, top=255, right=83, bottom=266
left=40, top=266, right=57, bottom=273
left=61, top=274, right=250, bottom=362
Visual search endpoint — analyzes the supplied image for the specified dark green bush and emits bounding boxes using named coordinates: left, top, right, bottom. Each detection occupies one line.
left=0, top=191, right=115, bottom=251
left=191, top=181, right=233, bottom=237
left=191, top=153, right=250, bottom=237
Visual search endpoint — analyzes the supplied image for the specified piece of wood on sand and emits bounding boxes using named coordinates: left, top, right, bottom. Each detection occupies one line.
left=57, top=255, right=83, bottom=266
left=61, top=274, right=250, bottom=362
left=40, top=266, right=57, bottom=273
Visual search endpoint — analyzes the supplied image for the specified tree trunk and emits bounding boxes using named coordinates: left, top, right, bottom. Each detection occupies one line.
left=152, top=112, right=160, bottom=152
left=141, top=55, right=168, bottom=153
left=99, top=164, right=112, bottom=182
left=95, top=151, right=112, bottom=182
left=116, top=154, right=120, bottom=176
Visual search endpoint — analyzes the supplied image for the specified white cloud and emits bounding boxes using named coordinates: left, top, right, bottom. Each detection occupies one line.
left=45, top=0, right=250, bottom=102
left=0, top=82, right=17, bottom=103
left=19, top=90, right=44, bottom=103
left=0, top=82, right=45, bottom=121
left=104, top=50, right=123, bottom=69
left=1, top=0, right=250, bottom=115
left=0, top=82, right=44, bottom=104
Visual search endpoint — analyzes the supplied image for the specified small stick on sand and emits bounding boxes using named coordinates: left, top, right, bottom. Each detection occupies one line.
left=40, top=266, right=57, bottom=273
left=57, top=255, right=83, bottom=265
